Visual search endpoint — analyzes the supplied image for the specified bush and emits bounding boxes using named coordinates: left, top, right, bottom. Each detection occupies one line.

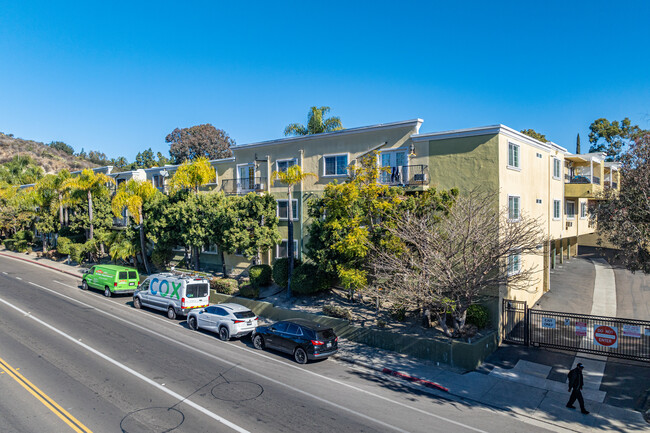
left=466, top=304, right=490, bottom=329
left=322, top=303, right=352, bottom=320
left=151, top=246, right=173, bottom=270
left=272, top=257, right=302, bottom=288
left=249, top=264, right=272, bottom=288
left=238, top=284, right=260, bottom=299
left=56, top=236, right=72, bottom=255
left=3, top=239, right=15, bottom=250
left=14, top=230, right=33, bottom=242
left=291, top=263, right=331, bottom=295
left=210, top=277, right=238, bottom=295
left=390, top=304, right=407, bottom=322
left=14, top=240, right=30, bottom=253
left=68, top=242, right=86, bottom=264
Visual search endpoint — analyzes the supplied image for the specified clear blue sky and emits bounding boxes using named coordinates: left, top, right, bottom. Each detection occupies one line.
left=1, top=1, right=648, bottom=160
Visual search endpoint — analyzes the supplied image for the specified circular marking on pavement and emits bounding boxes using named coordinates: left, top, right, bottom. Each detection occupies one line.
left=120, top=407, right=184, bottom=433
left=211, top=381, right=264, bottom=401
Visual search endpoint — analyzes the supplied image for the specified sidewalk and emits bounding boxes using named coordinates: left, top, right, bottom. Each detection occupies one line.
left=1, top=248, right=647, bottom=432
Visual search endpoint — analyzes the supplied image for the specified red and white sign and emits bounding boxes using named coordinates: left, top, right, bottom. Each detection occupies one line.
left=594, top=325, right=618, bottom=348
left=576, top=322, right=587, bottom=337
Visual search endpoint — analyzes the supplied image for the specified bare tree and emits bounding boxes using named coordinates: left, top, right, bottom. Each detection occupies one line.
left=369, top=190, right=544, bottom=338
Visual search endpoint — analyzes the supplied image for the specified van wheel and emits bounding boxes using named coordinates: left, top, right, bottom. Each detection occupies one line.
left=294, top=347, right=308, bottom=364
left=219, top=326, right=230, bottom=341
left=253, top=334, right=264, bottom=350
left=167, top=307, right=177, bottom=320
left=133, top=297, right=142, bottom=309
left=188, top=316, right=198, bottom=331
left=104, top=287, right=111, bottom=297
left=81, top=281, right=88, bottom=290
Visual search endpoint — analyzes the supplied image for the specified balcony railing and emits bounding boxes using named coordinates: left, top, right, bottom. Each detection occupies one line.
left=566, top=175, right=601, bottom=185
left=221, top=177, right=267, bottom=194
left=378, top=165, right=429, bottom=186
left=113, top=217, right=128, bottom=227
left=604, top=181, right=618, bottom=189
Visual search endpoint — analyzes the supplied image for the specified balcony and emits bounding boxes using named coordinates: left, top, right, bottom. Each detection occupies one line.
left=565, top=173, right=603, bottom=198
left=378, top=165, right=429, bottom=186
left=221, top=177, right=267, bottom=194
left=113, top=217, right=128, bottom=228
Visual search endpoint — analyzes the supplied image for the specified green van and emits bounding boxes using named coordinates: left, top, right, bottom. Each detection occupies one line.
left=82, top=265, right=140, bottom=297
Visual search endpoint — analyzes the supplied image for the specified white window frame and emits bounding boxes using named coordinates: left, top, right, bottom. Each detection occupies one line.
left=276, top=158, right=297, bottom=173
left=276, top=239, right=298, bottom=258
left=236, top=163, right=255, bottom=181
left=580, top=202, right=588, bottom=219
left=276, top=199, right=299, bottom=221
left=553, top=199, right=561, bottom=220
left=202, top=244, right=219, bottom=254
left=508, top=195, right=521, bottom=221
left=507, top=252, right=522, bottom=276
left=322, top=153, right=349, bottom=177
left=565, top=200, right=576, bottom=220
left=508, top=142, right=521, bottom=170
left=552, top=158, right=561, bottom=180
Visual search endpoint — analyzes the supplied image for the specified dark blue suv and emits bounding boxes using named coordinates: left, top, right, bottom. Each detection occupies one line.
left=252, top=318, right=338, bottom=364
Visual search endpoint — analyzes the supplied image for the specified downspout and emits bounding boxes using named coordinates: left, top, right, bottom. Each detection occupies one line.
left=299, top=149, right=304, bottom=261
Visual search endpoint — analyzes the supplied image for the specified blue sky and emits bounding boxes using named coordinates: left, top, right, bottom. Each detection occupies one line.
left=1, top=1, right=648, bottom=160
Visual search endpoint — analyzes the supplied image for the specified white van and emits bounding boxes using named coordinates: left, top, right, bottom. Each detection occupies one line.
left=133, top=273, right=210, bottom=319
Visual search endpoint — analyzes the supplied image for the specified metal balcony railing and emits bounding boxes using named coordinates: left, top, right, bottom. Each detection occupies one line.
left=221, top=177, right=267, bottom=194
left=378, top=165, right=429, bottom=186
left=113, top=217, right=128, bottom=227
left=566, top=175, right=601, bottom=185
left=605, top=181, right=618, bottom=189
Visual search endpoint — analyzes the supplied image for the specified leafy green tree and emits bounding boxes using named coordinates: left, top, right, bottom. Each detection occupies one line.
left=0, top=184, right=36, bottom=237
left=62, top=169, right=115, bottom=241
left=108, top=231, right=138, bottom=266
left=588, top=117, right=644, bottom=161
left=156, top=152, right=171, bottom=167
left=520, top=129, right=548, bottom=143
left=33, top=174, right=60, bottom=251
left=134, top=148, right=156, bottom=168
left=112, top=179, right=160, bottom=274
left=169, top=156, right=216, bottom=193
left=271, top=165, right=316, bottom=297
left=284, top=106, right=343, bottom=136
left=48, top=141, right=75, bottom=155
left=166, top=124, right=235, bottom=164
left=0, top=155, right=44, bottom=185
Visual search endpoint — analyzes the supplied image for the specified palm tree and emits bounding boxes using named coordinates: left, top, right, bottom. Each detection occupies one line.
left=168, top=156, right=216, bottom=193
left=62, top=169, right=115, bottom=241
left=111, top=179, right=159, bottom=274
left=109, top=235, right=137, bottom=266
left=284, top=106, right=343, bottom=136
left=51, top=169, right=72, bottom=228
left=271, top=165, right=316, bottom=298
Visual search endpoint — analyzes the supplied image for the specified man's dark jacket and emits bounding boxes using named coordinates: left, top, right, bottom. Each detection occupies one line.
left=568, top=367, right=584, bottom=390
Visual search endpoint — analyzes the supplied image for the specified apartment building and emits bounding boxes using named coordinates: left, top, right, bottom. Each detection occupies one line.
left=105, top=119, right=619, bottom=308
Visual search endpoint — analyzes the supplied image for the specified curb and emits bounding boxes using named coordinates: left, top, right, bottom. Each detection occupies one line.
left=335, top=355, right=449, bottom=392
left=0, top=252, right=83, bottom=280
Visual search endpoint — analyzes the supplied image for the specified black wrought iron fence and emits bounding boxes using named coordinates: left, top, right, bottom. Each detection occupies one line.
left=220, top=177, right=266, bottom=194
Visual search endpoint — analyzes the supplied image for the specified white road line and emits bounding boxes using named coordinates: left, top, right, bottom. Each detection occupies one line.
left=0, top=296, right=250, bottom=433
left=2, top=271, right=7, bottom=274
left=15, top=277, right=22, bottom=280
left=22, top=281, right=489, bottom=433
left=53, top=281, right=78, bottom=289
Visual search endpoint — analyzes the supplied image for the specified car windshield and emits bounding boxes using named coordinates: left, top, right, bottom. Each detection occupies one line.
left=128, top=271, right=137, bottom=279
left=234, top=311, right=255, bottom=319
left=186, top=283, right=208, bottom=298
left=118, top=271, right=127, bottom=279
left=316, top=329, right=335, bottom=340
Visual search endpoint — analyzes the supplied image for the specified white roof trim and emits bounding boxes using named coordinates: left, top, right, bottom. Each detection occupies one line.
left=412, top=124, right=568, bottom=153
left=232, top=119, right=423, bottom=151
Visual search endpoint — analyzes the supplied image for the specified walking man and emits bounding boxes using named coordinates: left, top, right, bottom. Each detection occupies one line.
left=566, top=362, right=589, bottom=414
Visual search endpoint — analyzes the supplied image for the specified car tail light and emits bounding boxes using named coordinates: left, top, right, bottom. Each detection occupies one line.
left=114, top=282, right=118, bottom=287
left=335, top=337, right=339, bottom=342
left=181, top=297, right=186, bottom=308
left=311, top=340, right=324, bottom=346
left=232, top=320, right=244, bottom=324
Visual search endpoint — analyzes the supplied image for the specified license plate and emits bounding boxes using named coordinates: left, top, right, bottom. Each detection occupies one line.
left=129, top=282, right=135, bottom=286
left=246, top=321, right=252, bottom=326
left=327, top=342, right=331, bottom=348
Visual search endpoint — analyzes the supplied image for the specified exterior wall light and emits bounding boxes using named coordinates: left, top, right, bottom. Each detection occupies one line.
left=409, top=142, right=416, bottom=158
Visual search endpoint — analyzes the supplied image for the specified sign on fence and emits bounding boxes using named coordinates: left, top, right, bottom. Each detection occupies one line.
left=542, top=317, right=556, bottom=329
left=576, top=322, right=587, bottom=337
left=622, top=325, right=641, bottom=338
left=594, top=325, right=618, bottom=348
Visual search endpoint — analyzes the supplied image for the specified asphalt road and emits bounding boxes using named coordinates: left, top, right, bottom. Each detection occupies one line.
left=0, top=256, right=560, bottom=433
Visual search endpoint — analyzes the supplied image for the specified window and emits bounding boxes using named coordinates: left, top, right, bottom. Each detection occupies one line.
left=186, top=283, right=209, bottom=299
left=277, top=199, right=298, bottom=220
left=118, top=271, right=127, bottom=279
left=536, top=153, right=542, bottom=158
left=276, top=159, right=296, bottom=173
left=508, top=143, right=520, bottom=169
left=152, top=174, right=164, bottom=188
left=213, top=307, right=227, bottom=316
left=580, top=202, right=588, bottom=219
left=507, top=253, right=521, bottom=276
left=203, top=244, right=218, bottom=254
left=536, top=199, right=542, bottom=204
left=286, top=323, right=302, bottom=335
left=508, top=196, right=520, bottom=221
left=553, top=158, right=561, bottom=179
left=277, top=239, right=298, bottom=258
left=273, top=322, right=289, bottom=333
left=553, top=200, right=561, bottom=219
left=128, top=271, right=137, bottom=279
left=566, top=200, right=576, bottom=219
left=323, top=153, right=348, bottom=176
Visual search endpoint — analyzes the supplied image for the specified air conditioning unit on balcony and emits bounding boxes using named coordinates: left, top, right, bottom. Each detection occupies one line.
left=413, top=173, right=427, bottom=182
left=254, top=183, right=265, bottom=191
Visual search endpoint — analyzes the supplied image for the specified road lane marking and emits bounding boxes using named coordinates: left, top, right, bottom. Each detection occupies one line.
left=15, top=276, right=22, bottom=280
left=0, top=356, right=93, bottom=433
left=0, top=297, right=251, bottom=433
left=21, top=281, right=487, bottom=432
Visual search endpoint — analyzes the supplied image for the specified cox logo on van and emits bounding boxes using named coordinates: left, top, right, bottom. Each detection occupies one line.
left=149, top=278, right=181, bottom=300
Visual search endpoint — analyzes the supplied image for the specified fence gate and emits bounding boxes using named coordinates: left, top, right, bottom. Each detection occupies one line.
left=502, top=299, right=650, bottom=362
left=502, top=299, right=528, bottom=345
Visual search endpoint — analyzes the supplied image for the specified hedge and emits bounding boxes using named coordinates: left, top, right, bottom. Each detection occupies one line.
left=249, top=264, right=272, bottom=288
left=238, top=284, right=260, bottom=299
left=272, top=257, right=302, bottom=288
left=210, top=277, right=238, bottom=295
left=466, top=304, right=490, bottom=329
left=291, top=263, right=330, bottom=295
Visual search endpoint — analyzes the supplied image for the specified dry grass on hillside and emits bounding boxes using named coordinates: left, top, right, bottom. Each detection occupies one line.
left=0, top=133, right=97, bottom=174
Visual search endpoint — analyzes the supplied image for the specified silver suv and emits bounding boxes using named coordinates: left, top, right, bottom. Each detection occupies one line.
left=187, top=303, right=258, bottom=341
